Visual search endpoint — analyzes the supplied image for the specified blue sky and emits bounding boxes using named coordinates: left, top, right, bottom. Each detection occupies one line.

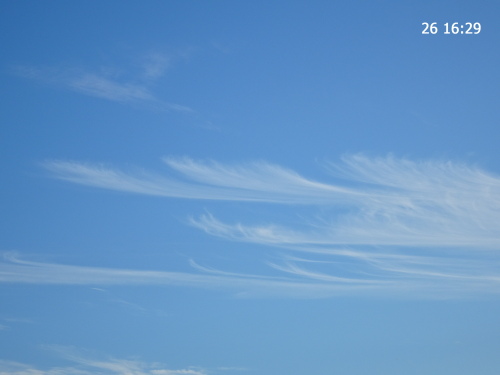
left=1, top=1, right=500, bottom=374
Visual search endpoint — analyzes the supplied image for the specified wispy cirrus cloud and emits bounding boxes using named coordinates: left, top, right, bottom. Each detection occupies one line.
left=69, top=73, right=155, bottom=103
left=7, top=155, right=500, bottom=298
left=0, top=346, right=210, bottom=375
left=43, top=154, right=500, bottom=246
left=42, top=157, right=361, bottom=203
left=13, top=51, right=192, bottom=112
left=0, top=251, right=364, bottom=298
left=141, top=52, right=171, bottom=80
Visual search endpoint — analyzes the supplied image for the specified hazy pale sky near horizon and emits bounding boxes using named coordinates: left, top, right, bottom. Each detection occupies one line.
left=1, top=1, right=500, bottom=374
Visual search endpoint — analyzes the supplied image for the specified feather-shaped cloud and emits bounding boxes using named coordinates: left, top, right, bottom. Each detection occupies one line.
left=4, top=155, right=500, bottom=298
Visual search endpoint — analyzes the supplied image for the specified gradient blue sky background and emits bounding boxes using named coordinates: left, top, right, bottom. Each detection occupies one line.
left=1, top=1, right=500, bottom=374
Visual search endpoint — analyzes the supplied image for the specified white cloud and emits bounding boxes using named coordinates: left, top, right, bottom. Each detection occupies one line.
left=0, top=346, right=247, bottom=375
left=141, top=53, right=171, bottom=80
left=0, top=349, right=209, bottom=375
left=151, top=371, right=206, bottom=375
left=13, top=155, right=500, bottom=297
left=43, top=157, right=362, bottom=204
left=0, top=251, right=364, bottom=299
left=13, top=52, right=192, bottom=112
left=69, top=74, right=155, bottom=103
left=44, top=154, right=500, bottom=246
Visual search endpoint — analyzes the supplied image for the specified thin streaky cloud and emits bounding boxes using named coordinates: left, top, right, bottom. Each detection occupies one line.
left=141, top=53, right=171, bottom=80
left=331, top=154, right=500, bottom=192
left=267, top=260, right=390, bottom=285
left=69, top=73, right=155, bottom=102
left=0, top=346, right=209, bottom=375
left=38, top=154, right=500, bottom=298
left=13, top=51, right=192, bottom=112
left=44, top=154, right=500, bottom=227
left=177, top=155, right=500, bottom=248
left=189, top=208, right=500, bottom=248
left=163, top=157, right=355, bottom=196
left=0, top=251, right=375, bottom=299
left=2, top=251, right=471, bottom=298
left=188, top=258, right=280, bottom=280
left=191, top=214, right=500, bottom=292
left=43, top=158, right=368, bottom=204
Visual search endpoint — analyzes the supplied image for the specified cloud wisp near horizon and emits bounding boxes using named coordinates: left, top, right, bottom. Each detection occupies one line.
left=2, top=154, right=500, bottom=298
left=0, top=345, right=214, bottom=375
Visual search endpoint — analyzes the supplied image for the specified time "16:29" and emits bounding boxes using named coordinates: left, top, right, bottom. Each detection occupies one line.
left=422, top=22, right=481, bottom=35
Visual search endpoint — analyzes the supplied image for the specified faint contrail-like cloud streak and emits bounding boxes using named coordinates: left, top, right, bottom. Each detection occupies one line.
left=13, top=51, right=192, bottom=112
